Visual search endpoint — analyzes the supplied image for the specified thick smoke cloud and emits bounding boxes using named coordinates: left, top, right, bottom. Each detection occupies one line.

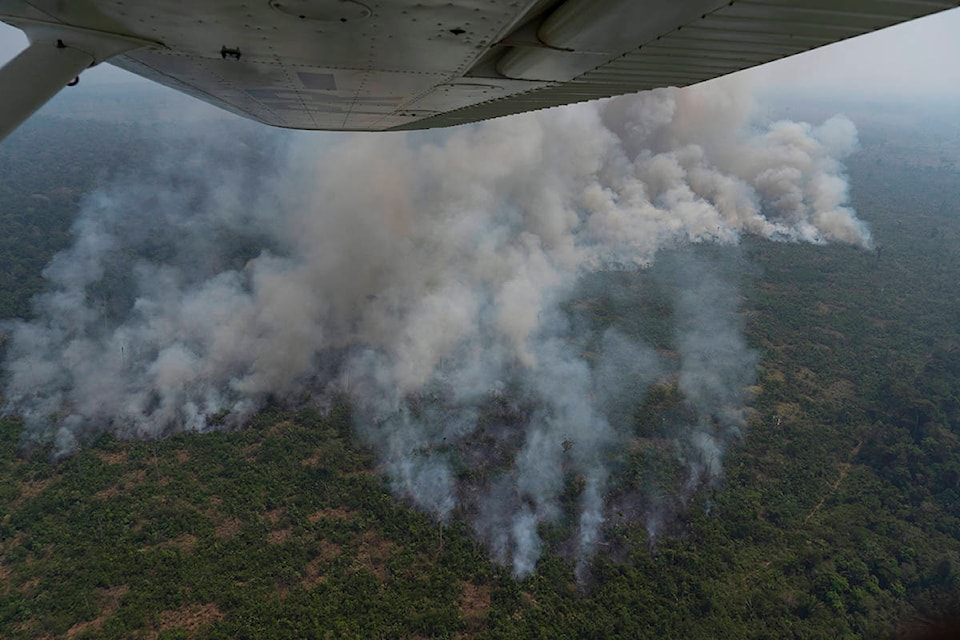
left=2, top=82, right=868, bottom=576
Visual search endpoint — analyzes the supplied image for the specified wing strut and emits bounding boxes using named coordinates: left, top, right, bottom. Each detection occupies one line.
left=0, top=17, right=160, bottom=142
left=0, top=40, right=94, bottom=142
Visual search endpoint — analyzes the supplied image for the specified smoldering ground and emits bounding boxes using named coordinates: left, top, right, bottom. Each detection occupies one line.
left=2, top=81, right=869, bottom=577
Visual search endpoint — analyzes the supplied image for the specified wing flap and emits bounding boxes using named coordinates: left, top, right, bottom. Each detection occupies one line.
left=393, top=0, right=958, bottom=130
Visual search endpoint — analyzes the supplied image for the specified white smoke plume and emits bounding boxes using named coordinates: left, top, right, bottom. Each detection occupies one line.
left=2, top=81, right=868, bottom=576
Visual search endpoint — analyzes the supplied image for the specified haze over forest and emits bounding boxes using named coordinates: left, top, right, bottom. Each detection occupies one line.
left=0, top=82, right=959, bottom=638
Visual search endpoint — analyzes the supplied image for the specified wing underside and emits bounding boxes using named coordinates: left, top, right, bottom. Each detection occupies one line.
left=0, top=0, right=957, bottom=134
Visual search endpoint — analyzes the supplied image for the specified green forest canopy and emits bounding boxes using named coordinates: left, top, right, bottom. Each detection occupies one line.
left=0, top=99, right=959, bottom=638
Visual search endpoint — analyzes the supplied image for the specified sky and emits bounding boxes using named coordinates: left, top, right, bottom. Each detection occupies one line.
left=1, top=7, right=959, bottom=110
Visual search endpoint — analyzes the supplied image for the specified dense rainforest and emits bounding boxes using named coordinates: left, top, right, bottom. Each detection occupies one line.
left=1, top=95, right=959, bottom=639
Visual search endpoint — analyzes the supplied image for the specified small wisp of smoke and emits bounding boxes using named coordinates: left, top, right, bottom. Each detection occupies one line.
left=2, top=82, right=868, bottom=577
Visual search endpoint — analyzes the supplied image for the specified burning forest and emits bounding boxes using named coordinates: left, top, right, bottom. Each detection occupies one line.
left=2, top=80, right=870, bottom=577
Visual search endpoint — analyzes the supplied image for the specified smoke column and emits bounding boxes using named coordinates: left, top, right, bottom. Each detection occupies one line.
left=2, top=81, right=868, bottom=576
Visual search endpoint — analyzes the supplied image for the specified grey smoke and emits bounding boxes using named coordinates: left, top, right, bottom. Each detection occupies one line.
left=2, top=81, right=868, bottom=577
left=669, top=255, right=757, bottom=497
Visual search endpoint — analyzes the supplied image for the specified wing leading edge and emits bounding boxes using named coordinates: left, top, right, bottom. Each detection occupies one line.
left=0, top=0, right=957, bottom=139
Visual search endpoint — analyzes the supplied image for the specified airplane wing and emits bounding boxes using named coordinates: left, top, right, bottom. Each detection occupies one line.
left=0, top=0, right=957, bottom=140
